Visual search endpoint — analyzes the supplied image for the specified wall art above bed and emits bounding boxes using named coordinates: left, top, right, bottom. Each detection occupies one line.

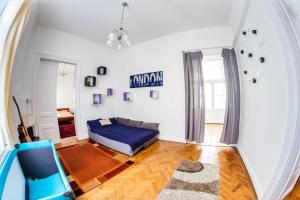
left=130, top=71, right=163, bottom=88
left=123, top=92, right=133, bottom=102
left=93, top=94, right=102, bottom=104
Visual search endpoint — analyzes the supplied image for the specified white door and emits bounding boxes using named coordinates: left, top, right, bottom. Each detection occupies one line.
left=36, top=59, right=60, bottom=143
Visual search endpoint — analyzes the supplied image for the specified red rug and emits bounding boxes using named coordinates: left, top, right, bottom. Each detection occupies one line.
left=59, top=123, right=76, bottom=138
left=56, top=142, right=134, bottom=197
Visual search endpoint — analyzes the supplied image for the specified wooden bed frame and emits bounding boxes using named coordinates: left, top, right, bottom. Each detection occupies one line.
left=57, top=108, right=74, bottom=124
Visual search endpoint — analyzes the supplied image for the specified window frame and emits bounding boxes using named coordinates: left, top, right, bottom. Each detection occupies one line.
left=202, top=55, right=226, bottom=111
left=204, top=79, right=226, bottom=110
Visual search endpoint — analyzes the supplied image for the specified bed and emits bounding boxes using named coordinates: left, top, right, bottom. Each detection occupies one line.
left=87, top=117, right=159, bottom=156
left=57, top=108, right=74, bottom=124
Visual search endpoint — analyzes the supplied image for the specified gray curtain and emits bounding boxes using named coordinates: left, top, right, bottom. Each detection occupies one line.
left=220, top=48, right=240, bottom=144
left=183, top=51, right=205, bottom=143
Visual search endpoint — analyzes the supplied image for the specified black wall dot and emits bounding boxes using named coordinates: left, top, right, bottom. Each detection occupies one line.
left=248, top=53, right=253, bottom=58
left=252, top=78, right=257, bottom=83
left=244, top=70, right=248, bottom=74
left=240, top=50, right=244, bottom=54
left=252, top=30, right=257, bottom=34
left=242, top=31, right=247, bottom=35
left=260, top=57, right=265, bottom=63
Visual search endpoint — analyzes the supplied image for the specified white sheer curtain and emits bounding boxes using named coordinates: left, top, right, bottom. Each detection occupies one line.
left=0, top=0, right=32, bottom=146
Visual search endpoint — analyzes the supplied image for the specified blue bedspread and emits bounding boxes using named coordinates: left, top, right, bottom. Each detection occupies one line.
left=87, top=121, right=159, bottom=151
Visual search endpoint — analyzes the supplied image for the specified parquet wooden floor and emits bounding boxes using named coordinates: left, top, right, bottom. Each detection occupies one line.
left=285, top=179, right=300, bottom=200
left=57, top=137, right=258, bottom=200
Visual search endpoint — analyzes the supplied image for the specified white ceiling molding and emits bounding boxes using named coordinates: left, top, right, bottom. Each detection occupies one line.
left=36, top=0, right=234, bottom=45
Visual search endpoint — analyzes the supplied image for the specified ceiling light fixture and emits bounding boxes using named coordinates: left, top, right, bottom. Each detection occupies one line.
left=106, top=2, right=131, bottom=50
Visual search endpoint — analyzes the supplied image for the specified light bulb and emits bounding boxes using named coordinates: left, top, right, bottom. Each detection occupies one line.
left=125, top=39, right=131, bottom=47
left=108, top=32, right=116, bottom=40
left=117, top=43, right=122, bottom=50
left=106, top=40, right=114, bottom=47
left=122, top=34, right=131, bottom=47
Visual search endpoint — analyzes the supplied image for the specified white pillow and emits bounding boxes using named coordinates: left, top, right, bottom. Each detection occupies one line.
left=99, top=118, right=112, bottom=126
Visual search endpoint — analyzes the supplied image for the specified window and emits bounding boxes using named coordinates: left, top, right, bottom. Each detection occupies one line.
left=214, top=82, right=226, bottom=109
left=0, top=126, right=8, bottom=155
left=203, top=56, right=226, bottom=110
left=204, top=83, right=213, bottom=109
left=0, top=0, right=9, bottom=21
left=0, top=0, right=14, bottom=159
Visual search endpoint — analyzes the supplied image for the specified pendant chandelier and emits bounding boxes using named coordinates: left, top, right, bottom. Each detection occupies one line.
left=106, top=2, right=131, bottom=50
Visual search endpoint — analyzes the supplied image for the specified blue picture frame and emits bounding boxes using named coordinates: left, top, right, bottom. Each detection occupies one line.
left=130, top=71, right=163, bottom=88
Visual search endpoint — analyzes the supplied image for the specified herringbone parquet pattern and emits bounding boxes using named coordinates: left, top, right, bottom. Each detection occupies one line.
left=57, top=138, right=260, bottom=200
left=285, top=179, right=300, bottom=200
left=78, top=140, right=201, bottom=200
left=218, top=147, right=257, bottom=200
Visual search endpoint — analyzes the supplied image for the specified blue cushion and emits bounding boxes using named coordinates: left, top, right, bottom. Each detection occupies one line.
left=17, top=147, right=59, bottom=179
left=87, top=118, right=102, bottom=130
left=109, top=117, right=116, bottom=124
left=87, top=118, right=116, bottom=129
left=27, top=173, right=67, bottom=200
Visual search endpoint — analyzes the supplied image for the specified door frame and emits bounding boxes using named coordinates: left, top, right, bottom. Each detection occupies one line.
left=33, top=53, right=83, bottom=143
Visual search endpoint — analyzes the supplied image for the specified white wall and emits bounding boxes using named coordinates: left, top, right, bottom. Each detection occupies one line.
left=57, top=63, right=75, bottom=112
left=235, top=0, right=289, bottom=198
left=14, top=25, right=117, bottom=140
left=229, top=0, right=247, bottom=39
left=115, top=27, right=233, bottom=142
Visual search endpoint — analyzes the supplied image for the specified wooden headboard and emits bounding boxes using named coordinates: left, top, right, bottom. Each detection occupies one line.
left=57, top=107, right=70, bottom=112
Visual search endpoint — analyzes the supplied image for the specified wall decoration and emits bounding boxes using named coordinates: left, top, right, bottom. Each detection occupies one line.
left=130, top=71, right=163, bottom=88
left=239, top=26, right=266, bottom=84
left=85, top=76, right=96, bottom=87
left=123, top=92, right=133, bottom=102
left=97, top=66, right=107, bottom=75
left=259, top=57, right=265, bottom=63
left=93, top=94, right=102, bottom=104
left=247, top=71, right=263, bottom=84
left=107, top=88, right=113, bottom=96
left=150, top=90, right=159, bottom=99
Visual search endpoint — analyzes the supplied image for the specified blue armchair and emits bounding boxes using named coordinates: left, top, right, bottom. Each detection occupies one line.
left=0, top=140, right=75, bottom=200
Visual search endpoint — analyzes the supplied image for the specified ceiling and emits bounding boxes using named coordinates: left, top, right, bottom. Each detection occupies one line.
left=36, top=0, right=234, bottom=45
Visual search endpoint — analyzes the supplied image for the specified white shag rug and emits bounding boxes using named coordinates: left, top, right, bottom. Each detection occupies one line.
left=157, top=160, right=219, bottom=200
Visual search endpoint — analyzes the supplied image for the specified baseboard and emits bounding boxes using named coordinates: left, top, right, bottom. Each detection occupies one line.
left=237, top=145, right=263, bottom=199
left=158, top=136, right=186, bottom=144
left=77, top=134, right=89, bottom=141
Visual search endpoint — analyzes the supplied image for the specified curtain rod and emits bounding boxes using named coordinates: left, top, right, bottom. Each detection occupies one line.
left=182, top=45, right=234, bottom=53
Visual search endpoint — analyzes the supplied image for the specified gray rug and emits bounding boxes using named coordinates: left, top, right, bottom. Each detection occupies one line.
left=157, top=160, right=219, bottom=200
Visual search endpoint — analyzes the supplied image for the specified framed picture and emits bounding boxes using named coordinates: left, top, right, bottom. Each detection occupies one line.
left=130, top=71, right=163, bottom=88
left=93, top=94, right=102, bottom=104
left=107, top=88, right=113, bottom=96
left=123, top=92, right=133, bottom=102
